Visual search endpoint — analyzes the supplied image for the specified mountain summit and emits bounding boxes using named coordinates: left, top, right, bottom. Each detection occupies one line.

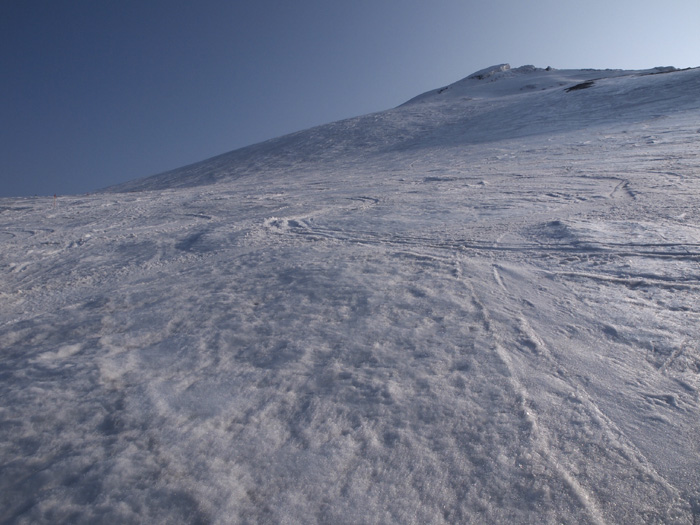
left=107, top=64, right=699, bottom=193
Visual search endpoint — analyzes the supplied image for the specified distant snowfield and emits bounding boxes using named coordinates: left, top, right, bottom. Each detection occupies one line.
left=2, top=65, right=700, bottom=523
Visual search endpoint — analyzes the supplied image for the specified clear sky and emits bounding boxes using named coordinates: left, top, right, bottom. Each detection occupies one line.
left=1, top=0, right=698, bottom=197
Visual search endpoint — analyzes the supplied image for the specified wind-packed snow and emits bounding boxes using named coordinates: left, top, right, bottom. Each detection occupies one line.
left=2, top=65, right=700, bottom=523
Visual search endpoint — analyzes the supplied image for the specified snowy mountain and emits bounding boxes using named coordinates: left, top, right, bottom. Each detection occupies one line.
left=107, top=64, right=699, bottom=193
left=2, top=64, right=700, bottom=523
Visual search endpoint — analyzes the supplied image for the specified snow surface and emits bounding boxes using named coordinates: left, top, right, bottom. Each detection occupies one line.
left=2, top=64, right=700, bottom=523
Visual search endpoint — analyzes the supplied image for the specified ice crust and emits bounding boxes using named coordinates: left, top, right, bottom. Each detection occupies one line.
left=2, top=65, right=700, bottom=524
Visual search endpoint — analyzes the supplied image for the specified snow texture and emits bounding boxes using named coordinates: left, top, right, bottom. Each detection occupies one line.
left=2, top=64, right=700, bottom=524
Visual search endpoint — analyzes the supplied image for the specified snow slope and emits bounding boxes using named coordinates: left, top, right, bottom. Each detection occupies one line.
left=2, top=64, right=700, bottom=523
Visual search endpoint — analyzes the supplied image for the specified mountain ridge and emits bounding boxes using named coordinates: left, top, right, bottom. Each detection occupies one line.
left=105, top=64, right=699, bottom=194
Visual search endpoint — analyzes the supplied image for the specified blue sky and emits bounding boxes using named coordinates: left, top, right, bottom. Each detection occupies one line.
left=2, top=0, right=698, bottom=197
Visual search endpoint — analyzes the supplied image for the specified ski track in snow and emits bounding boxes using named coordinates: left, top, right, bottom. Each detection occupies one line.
left=2, top=65, right=700, bottom=524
